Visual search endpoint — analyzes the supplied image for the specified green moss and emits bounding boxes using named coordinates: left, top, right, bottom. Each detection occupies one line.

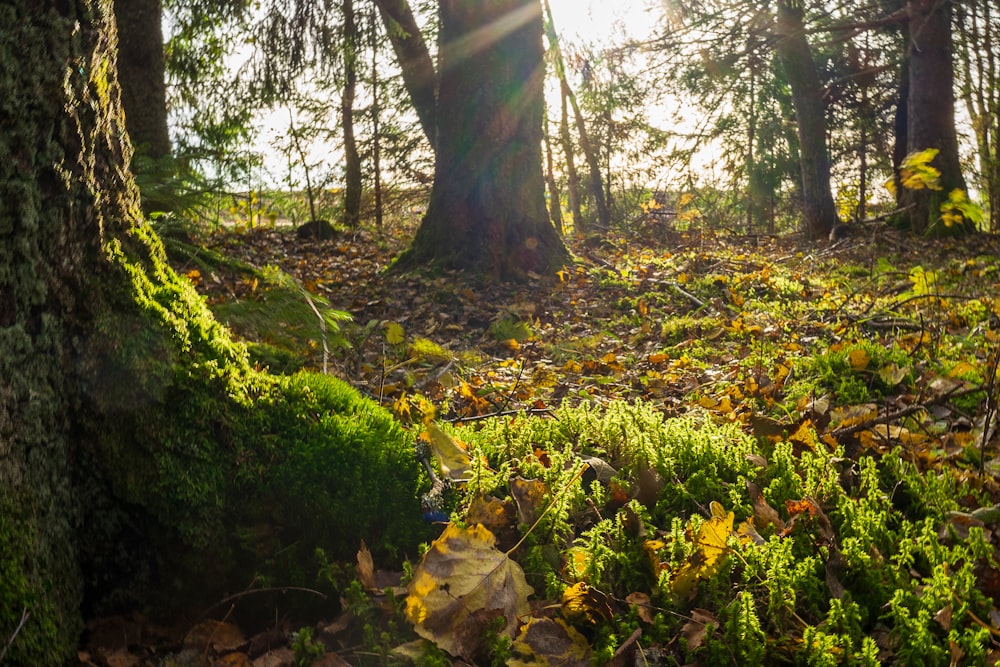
left=0, top=500, right=80, bottom=666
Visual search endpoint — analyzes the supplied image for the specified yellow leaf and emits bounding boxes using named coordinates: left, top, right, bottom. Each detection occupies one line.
left=405, top=523, right=533, bottom=660
left=563, top=546, right=592, bottom=582
left=670, top=505, right=733, bottom=598
left=424, top=423, right=472, bottom=481
left=560, top=582, right=613, bottom=626
left=848, top=349, right=871, bottom=371
left=384, top=321, right=405, bottom=345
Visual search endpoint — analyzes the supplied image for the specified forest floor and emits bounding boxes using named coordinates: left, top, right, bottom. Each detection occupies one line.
left=78, top=220, right=1000, bottom=666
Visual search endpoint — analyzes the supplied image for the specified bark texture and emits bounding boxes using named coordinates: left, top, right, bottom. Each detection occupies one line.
left=373, top=0, right=438, bottom=150
left=1, top=2, right=133, bottom=661
left=1, top=4, right=427, bottom=663
left=342, top=0, right=363, bottom=227
left=903, top=0, right=970, bottom=232
left=113, top=0, right=171, bottom=158
left=398, top=0, right=569, bottom=279
left=774, top=0, right=840, bottom=239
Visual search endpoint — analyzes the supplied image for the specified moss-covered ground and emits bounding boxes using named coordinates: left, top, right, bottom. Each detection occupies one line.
left=64, top=221, right=1000, bottom=665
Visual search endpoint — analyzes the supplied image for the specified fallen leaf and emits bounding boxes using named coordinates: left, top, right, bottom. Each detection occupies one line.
left=680, top=608, right=718, bottom=652
left=508, top=617, right=591, bottom=667
left=424, top=422, right=472, bottom=480
left=670, top=502, right=733, bottom=597
left=561, top=582, right=613, bottom=626
left=848, top=348, right=871, bottom=371
left=357, top=541, right=375, bottom=591
left=405, top=523, right=533, bottom=659
left=625, top=592, right=654, bottom=623
left=510, top=476, right=548, bottom=526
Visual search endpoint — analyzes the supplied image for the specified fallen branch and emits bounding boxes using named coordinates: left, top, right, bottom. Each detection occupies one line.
left=0, top=607, right=31, bottom=663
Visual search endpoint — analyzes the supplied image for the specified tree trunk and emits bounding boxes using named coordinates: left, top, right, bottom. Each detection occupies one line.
left=1, top=4, right=427, bottom=663
left=560, top=83, right=583, bottom=232
left=774, top=0, right=839, bottom=239
left=342, top=0, right=363, bottom=228
left=373, top=0, right=438, bottom=150
left=955, top=0, right=999, bottom=232
left=370, top=5, right=385, bottom=229
left=113, top=0, right=170, bottom=159
left=544, top=107, right=564, bottom=234
left=903, top=0, right=970, bottom=233
left=397, top=0, right=569, bottom=279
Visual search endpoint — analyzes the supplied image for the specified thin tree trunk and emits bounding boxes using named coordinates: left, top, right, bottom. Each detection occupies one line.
left=370, top=5, right=384, bottom=230
left=541, top=0, right=609, bottom=232
left=342, top=0, right=362, bottom=228
left=903, top=0, right=969, bottom=233
left=774, top=0, right=839, bottom=239
left=544, top=106, right=563, bottom=234
left=560, top=82, right=583, bottom=232
left=372, top=0, right=437, bottom=151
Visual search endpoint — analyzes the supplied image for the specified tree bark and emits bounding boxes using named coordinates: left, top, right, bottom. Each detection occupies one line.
left=342, top=0, right=363, bottom=227
left=373, top=0, right=438, bottom=151
left=1, top=4, right=427, bottom=663
left=774, top=0, right=840, bottom=239
left=397, top=0, right=569, bottom=279
left=2, top=2, right=135, bottom=660
left=113, top=0, right=171, bottom=159
left=559, top=82, right=583, bottom=231
left=903, top=0, right=970, bottom=233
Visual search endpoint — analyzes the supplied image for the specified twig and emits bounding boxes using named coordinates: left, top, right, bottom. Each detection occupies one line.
left=506, top=464, right=588, bottom=556
left=447, top=407, right=555, bottom=424
left=980, top=343, right=1000, bottom=474
left=0, top=607, right=31, bottom=663
left=200, top=586, right=327, bottom=616
left=300, top=289, right=329, bottom=375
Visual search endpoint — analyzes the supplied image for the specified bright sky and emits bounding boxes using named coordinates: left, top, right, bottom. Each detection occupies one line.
left=548, top=0, right=659, bottom=44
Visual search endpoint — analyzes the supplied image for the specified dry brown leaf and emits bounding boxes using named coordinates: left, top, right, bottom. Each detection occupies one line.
left=357, top=541, right=375, bottom=591
left=405, top=523, right=533, bottom=659
left=510, top=476, right=548, bottom=526
left=183, top=620, right=245, bottom=653
left=508, top=617, right=591, bottom=667
left=680, top=608, right=718, bottom=652
left=625, top=592, right=654, bottom=623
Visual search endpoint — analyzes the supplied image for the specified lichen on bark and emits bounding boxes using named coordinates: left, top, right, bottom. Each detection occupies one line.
left=1, top=3, right=429, bottom=664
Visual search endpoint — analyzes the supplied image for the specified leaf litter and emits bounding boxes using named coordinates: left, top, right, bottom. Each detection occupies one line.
left=81, top=224, right=1000, bottom=665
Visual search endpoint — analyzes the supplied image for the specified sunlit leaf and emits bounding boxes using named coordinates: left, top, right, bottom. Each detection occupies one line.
left=405, top=523, right=533, bottom=659
left=848, top=349, right=871, bottom=371
left=384, top=321, right=405, bottom=345
left=670, top=502, right=733, bottom=597
left=424, top=422, right=472, bottom=481
left=561, top=582, right=613, bottom=626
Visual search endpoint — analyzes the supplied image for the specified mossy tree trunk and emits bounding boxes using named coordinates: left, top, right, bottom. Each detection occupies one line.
left=1, top=3, right=428, bottom=664
left=903, top=0, right=972, bottom=233
left=774, top=0, right=840, bottom=240
left=1, top=2, right=136, bottom=661
left=396, top=0, right=569, bottom=279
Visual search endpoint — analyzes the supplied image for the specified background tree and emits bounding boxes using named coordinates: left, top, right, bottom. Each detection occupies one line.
left=396, top=0, right=569, bottom=278
left=955, top=0, right=999, bottom=231
left=901, top=0, right=970, bottom=233
left=114, top=0, right=171, bottom=160
left=773, top=0, right=839, bottom=238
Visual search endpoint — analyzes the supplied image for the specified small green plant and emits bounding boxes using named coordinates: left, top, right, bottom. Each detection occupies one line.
left=290, top=626, right=324, bottom=666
